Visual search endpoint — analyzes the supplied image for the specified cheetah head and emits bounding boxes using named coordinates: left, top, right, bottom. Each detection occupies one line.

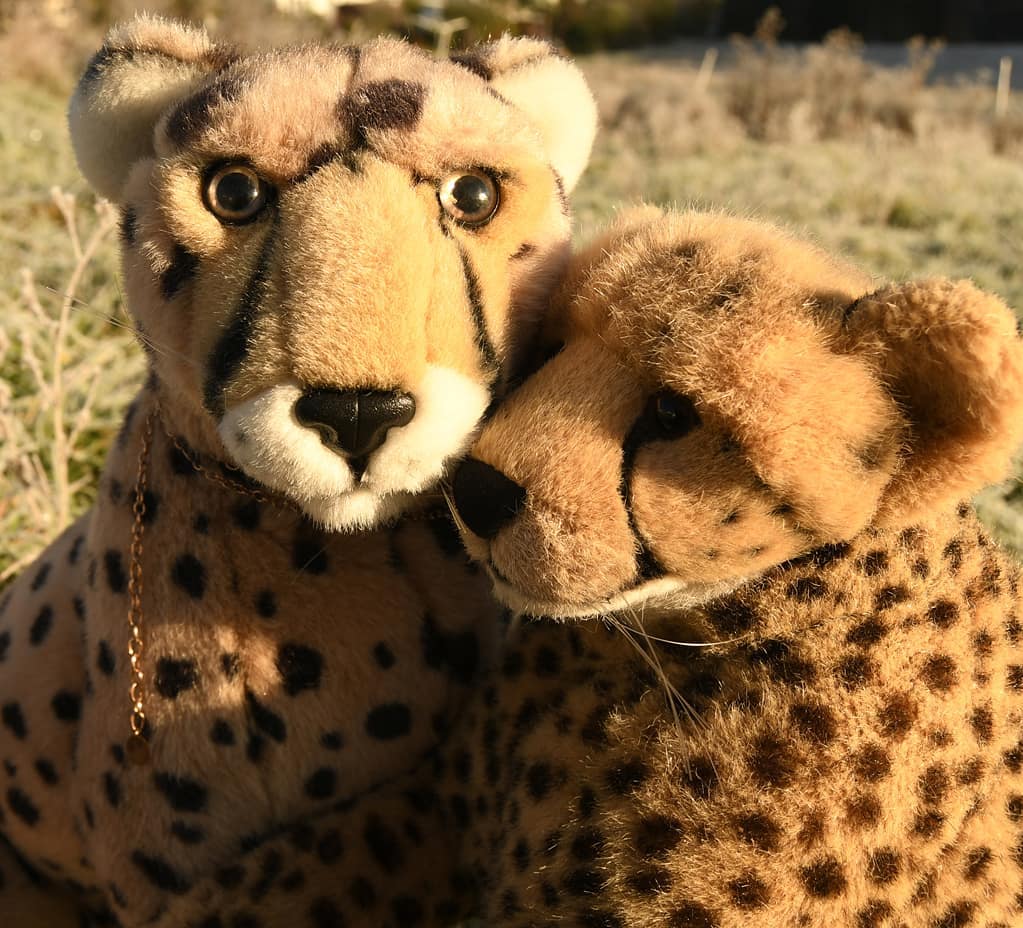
left=69, top=16, right=596, bottom=530
left=450, top=208, right=1023, bottom=617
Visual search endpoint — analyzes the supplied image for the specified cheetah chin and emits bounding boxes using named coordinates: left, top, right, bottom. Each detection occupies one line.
left=220, top=364, right=490, bottom=531
left=489, top=574, right=745, bottom=620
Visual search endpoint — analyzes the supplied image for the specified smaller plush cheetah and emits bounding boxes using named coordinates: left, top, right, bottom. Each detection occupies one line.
left=145, top=210, right=1023, bottom=928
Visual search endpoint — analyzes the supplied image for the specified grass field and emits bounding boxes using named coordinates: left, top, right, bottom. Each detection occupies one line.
left=1, top=30, right=1022, bottom=582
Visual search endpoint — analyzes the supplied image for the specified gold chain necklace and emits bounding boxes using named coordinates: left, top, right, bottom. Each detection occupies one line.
left=123, top=403, right=450, bottom=765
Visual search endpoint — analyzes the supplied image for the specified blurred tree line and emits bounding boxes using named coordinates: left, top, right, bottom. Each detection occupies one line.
left=3, top=0, right=1020, bottom=53
left=717, top=0, right=1023, bottom=42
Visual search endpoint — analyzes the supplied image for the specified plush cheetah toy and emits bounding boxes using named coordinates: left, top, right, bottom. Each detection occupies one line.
left=149, top=208, right=1023, bottom=928
left=0, top=15, right=597, bottom=926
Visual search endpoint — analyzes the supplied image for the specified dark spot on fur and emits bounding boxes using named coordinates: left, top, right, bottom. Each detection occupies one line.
left=789, top=700, right=838, bottom=744
left=365, top=703, right=411, bottom=740
left=854, top=743, right=891, bottom=782
left=29, top=606, right=53, bottom=646
left=877, top=692, right=918, bottom=740
left=668, top=901, right=719, bottom=928
left=846, top=618, right=888, bottom=647
left=171, top=554, right=206, bottom=599
left=681, top=756, right=719, bottom=799
left=2, top=702, right=27, bottom=739
left=787, top=576, right=828, bottom=603
left=292, top=537, right=329, bottom=575
left=928, top=599, right=959, bottom=629
left=874, top=585, right=910, bottom=611
left=866, top=848, right=901, bottom=884
left=104, top=550, right=127, bottom=594
left=51, top=691, right=80, bottom=722
left=131, top=850, right=192, bottom=894
left=103, top=773, right=121, bottom=810
left=7, top=787, right=39, bottom=825
left=912, top=809, right=945, bottom=839
left=232, top=500, right=261, bottom=531
left=706, top=598, right=758, bottom=635
left=748, top=732, right=798, bottom=787
left=606, top=758, right=649, bottom=795
left=155, top=658, right=199, bottom=700
left=276, top=643, right=323, bottom=695
left=734, top=811, right=781, bottom=851
left=837, top=653, right=876, bottom=690
left=920, top=654, right=958, bottom=692
left=170, top=821, right=205, bottom=845
left=96, top=640, right=115, bottom=676
left=747, top=638, right=817, bottom=685
left=800, top=856, right=847, bottom=897
left=728, top=872, right=770, bottom=908
left=943, top=539, right=964, bottom=574
left=931, top=901, right=976, bottom=928
left=634, top=813, right=684, bottom=858
left=857, top=550, right=888, bottom=576
left=363, top=815, right=402, bottom=870
left=964, top=846, right=992, bottom=881
left=29, top=563, right=51, bottom=591
left=153, top=772, right=208, bottom=813
left=210, top=720, right=235, bottom=746
left=34, top=759, right=58, bottom=786
left=304, top=767, right=337, bottom=800
left=845, top=793, right=881, bottom=829
left=246, top=690, right=287, bottom=742
left=970, top=705, right=994, bottom=743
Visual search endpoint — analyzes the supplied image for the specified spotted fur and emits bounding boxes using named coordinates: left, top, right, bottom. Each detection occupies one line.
left=0, top=14, right=596, bottom=925
left=151, top=211, right=1023, bottom=928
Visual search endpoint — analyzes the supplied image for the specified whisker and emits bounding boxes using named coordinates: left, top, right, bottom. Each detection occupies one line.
left=604, top=609, right=701, bottom=736
left=40, top=284, right=200, bottom=368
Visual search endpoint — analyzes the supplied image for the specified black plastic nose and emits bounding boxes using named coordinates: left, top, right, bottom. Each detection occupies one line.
left=451, top=457, right=527, bottom=540
left=294, top=388, right=416, bottom=460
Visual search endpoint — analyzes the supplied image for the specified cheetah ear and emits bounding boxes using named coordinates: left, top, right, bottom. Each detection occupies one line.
left=841, top=279, right=1023, bottom=525
left=452, top=36, right=597, bottom=193
left=68, top=15, right=239, bottom=202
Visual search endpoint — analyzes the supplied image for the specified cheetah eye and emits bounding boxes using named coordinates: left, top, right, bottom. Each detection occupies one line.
left=654, top=391, right=701, bottom=438
left=438, top=171, right=500, bottom=226
left=204, top=163, right=272, bottom=224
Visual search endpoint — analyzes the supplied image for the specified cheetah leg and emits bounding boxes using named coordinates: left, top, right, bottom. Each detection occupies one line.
left=0, top=836, right=83, bottom=927
left=145, top=776, right=472, bottom=928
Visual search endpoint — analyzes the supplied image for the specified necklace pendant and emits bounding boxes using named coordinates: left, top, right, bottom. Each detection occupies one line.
left=126, top=733, right=151, bottom=766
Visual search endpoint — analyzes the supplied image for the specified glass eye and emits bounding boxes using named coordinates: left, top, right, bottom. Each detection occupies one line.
left=654, top=391, right=701, bottom=438
left=439, top=171, right=500, bottom=226
left=204, top=164, right=270, bottom=224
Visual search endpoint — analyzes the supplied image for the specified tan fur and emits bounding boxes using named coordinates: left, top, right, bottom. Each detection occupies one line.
left=0, top=16, right=597, bottom=924
left=147, top=211, right=1023, bottom=928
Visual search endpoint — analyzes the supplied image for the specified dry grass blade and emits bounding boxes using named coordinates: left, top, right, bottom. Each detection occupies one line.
left=1, top=188, right=144, bottom=585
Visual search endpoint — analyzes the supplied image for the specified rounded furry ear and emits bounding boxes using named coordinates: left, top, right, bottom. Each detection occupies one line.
left=68, top=15, right=239, bottom=201
left=841, top=279, right=1023, bottom=524
left=452, top=36, right=597, bottom=194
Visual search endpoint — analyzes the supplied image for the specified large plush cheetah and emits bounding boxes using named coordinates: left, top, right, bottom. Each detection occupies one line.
left=0, top=15, right=597, bottom=926
left=150, top=209, right=1023, bottom=928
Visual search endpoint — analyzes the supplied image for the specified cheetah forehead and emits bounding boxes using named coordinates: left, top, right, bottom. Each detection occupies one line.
left=558, top=210, right=875, bottom=389
left=152, top=39, right=548, bottom=181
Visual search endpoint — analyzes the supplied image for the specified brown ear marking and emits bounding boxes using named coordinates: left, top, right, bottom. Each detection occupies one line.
left=163, top=73, right=245, bottom=150
left=81, top=39, right=240, bottom=87
left=450, top=43, right=560, bottom=83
